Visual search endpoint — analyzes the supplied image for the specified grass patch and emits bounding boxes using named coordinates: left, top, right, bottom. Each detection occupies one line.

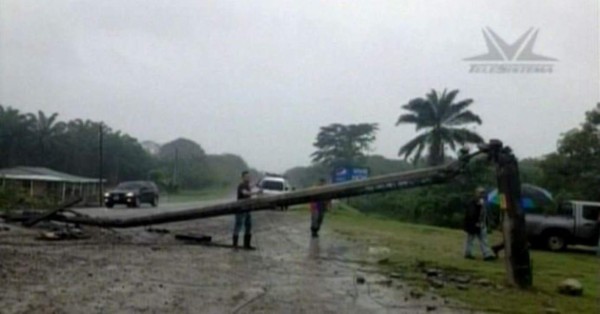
left=161, top=188, right=231, bottom=203
left=328, top=207, right=599, bottom=313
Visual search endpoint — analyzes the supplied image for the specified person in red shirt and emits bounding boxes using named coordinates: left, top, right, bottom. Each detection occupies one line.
left=310, top=178, right=331, bottom=238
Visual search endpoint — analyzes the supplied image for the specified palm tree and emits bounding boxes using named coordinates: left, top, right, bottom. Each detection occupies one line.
left=396, top=89, right=483, bottom=166
left=27, top=111, right=66, bottom=166
left=0, top=105, right=34, bottom=167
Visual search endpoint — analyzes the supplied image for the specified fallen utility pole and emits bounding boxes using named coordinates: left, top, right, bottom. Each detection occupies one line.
left=53, top=161, right=466, bottom=228
left=49, top=139, right=532, bottom=288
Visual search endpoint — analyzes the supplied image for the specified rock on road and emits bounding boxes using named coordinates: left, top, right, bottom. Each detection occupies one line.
left=0, top=201, right=467, bottom=314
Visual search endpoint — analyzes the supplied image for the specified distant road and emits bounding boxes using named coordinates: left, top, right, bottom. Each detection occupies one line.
left=74, top=197, right=233, bottom=219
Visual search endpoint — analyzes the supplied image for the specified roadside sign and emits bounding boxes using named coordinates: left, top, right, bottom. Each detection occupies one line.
left=332, top=167, right=369, bottom=183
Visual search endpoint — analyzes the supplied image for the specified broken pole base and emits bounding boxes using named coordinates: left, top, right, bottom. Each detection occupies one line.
left=502, top=212, right=533, bottom=288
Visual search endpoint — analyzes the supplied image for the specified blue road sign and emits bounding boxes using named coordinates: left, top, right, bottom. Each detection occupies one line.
left=332, top=167, right=369, bottom=183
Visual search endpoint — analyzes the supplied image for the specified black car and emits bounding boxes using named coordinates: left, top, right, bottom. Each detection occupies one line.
left=104, top=181, right=159, bottom=208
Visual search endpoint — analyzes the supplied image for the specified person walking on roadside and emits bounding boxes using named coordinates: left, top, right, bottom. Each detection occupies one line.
left=310, top=178, right=331, bottom=238
left=463, top=187, right=496, bottom=261
left=233, top=171, right=262, bottom=250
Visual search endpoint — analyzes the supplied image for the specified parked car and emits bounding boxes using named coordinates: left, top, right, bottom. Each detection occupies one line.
left=257, top=174, right=293, bottom=210
left=526, top=200, right=600, bottom=251
left=104, top=181, right=159, bottom=208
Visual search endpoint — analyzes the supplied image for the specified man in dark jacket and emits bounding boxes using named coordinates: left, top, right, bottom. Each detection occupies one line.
left=464, top=187, right=496, bottom=261
left=233, top=171, right=262, bottom=249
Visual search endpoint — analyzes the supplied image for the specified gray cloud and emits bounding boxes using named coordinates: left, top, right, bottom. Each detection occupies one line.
left=1, top=0, right=598, bottom=172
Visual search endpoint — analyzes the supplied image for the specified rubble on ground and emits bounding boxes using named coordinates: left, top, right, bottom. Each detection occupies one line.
left=557, top=278, right=583, bottom=296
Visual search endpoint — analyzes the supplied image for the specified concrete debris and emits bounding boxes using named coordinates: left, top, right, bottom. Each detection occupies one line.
left=356, top=276, right=366, bottom=285
left=368, top=246, right=391, bottom=255
left=37, top=228, right=89, bottom=241
left=409, top=288, right=424, bottom=299
left=426, top=305, right=437, bottom=312
left=475, top=278, right=492, bottom=287
left=427, top=277, right=445, bottom=289
left=425, top=268, right=441, bottom=277
left=557, top=278, right=583, bottom=296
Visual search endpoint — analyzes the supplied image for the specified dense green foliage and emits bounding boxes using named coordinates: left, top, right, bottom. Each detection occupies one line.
left=311, top=123, right=378, bottom=170
left=289, top=97, right=600, bottom=228
left=0, top=186, right=56, bottom=211
left=348, top=157, right=496, bottom=228
left=396, top=89, right=483, bottom=165
left=285, top=155, right=414, bottom=189
left=284, top=164, right=329, bottom=189
left=155, top=138, right=211, bottom=190
left=0, top=105, right=154, bottom=183
left=0, top=105, right=250, bottom=191
left=335, top=101, right=600, bottom=227
left=205, top=154, right=251, bottom=188
left=537, top=103, right=600, bottom=201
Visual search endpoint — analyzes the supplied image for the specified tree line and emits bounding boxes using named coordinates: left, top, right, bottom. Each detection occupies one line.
left=286, top=89, right=600, bottom=228
left=0, top=104, right=250, bottom=190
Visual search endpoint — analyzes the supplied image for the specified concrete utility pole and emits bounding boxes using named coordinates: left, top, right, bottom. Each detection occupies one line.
left=489, top=142, right=532, bottom=288
left=53, top=139, right=532, bottom=289
left=98, top=123, right=104, bottom=205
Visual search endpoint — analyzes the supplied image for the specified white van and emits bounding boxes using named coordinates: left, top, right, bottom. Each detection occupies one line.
left=258, top=174, right=292, bottom=210
left=258, top=175, right=292, bottom=195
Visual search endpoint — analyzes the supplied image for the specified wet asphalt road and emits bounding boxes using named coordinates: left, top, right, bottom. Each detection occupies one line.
left=1, top=201, right=468, bottom=314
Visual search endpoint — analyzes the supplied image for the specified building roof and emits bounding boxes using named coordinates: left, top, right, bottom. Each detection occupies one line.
left=0, top=166, right=103, bottom=183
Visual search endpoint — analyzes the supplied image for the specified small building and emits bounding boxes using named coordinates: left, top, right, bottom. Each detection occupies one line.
left=0, top=166, right=104, bottom=204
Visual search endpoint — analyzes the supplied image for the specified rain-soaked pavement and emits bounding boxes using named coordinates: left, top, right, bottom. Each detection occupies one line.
left=0, top=206, right=471, bottom=314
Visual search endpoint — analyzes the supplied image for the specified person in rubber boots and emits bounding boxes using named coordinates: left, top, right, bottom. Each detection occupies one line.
left=233, top=171, right=262, bottom=249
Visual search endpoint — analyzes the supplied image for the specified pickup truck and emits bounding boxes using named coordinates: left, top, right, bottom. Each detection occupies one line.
left=526, top=200, right=600, bottom=251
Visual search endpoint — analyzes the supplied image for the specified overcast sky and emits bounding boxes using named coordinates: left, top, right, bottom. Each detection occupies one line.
left=1, top=1, right=599, bottom=172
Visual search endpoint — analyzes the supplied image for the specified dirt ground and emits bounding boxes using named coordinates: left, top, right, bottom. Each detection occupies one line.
left=0, top=210, right=473, bottom=314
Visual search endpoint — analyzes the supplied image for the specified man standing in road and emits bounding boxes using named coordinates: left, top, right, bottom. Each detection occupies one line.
left=463, top=187, right=496, bottom=261
left=310, top=178, right=331, bottom=238
left=234, top=171, right=261, bottom=250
